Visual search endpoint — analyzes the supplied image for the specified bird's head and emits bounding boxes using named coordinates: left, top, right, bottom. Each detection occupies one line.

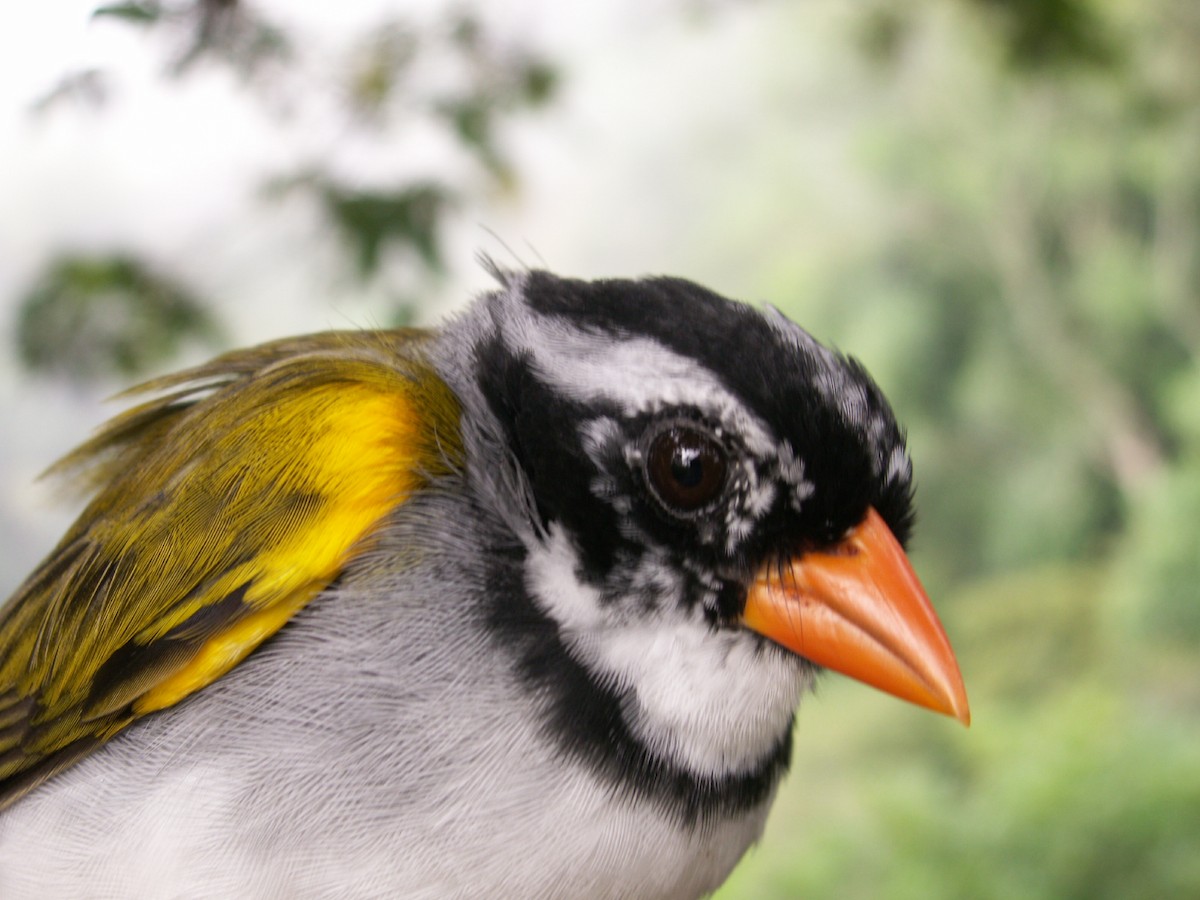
left=437, top=270, right=968, bottom=818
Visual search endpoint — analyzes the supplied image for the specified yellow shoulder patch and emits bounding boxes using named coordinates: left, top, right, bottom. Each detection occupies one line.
left=134, top=380, right=429, bottom=714
left=0, top=329, right=463, bottom=807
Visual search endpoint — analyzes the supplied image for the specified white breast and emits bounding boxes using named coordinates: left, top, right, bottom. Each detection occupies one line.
left=0, top=568, right=779, bottom=900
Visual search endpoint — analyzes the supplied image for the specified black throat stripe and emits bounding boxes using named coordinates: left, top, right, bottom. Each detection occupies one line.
left=482, top=539, right=793, bottom=829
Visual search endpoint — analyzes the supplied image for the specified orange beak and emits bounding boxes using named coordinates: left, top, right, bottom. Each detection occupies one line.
left=742, top=507, right=970, bottom=725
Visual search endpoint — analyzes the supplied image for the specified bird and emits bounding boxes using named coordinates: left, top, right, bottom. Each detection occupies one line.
left=0, top=268, right=968, bottom=899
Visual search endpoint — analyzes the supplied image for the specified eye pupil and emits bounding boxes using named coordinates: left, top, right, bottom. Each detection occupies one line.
left=646, top=426, right=728, bottom=514
left=671, top=448, right=705, bottom=488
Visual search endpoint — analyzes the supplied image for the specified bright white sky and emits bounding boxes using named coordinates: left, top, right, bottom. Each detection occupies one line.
left=0, top=1, right=793, bottom=331
left=0, top=0, right=859, bottom=593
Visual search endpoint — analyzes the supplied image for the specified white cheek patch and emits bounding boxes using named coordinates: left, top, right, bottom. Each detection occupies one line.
left=566, top=612, right=807, bottom=779
left=525, top=526, right=607, bottom=632
left=617, top=624, right=809, bottom=777
left=525, top=526, right=809, bottom=779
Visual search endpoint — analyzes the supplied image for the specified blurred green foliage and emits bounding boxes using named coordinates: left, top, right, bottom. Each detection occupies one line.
left=16, top=254, right=222, bottom=382
left=721, top=0, right=1200, bottom=895
left=18, top=0, right=557, bottom=371
left=719, top=563, right=1200, bottom=898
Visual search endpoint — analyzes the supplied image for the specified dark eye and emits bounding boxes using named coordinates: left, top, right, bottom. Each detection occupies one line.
left=645, top=426, right=728, bottom=514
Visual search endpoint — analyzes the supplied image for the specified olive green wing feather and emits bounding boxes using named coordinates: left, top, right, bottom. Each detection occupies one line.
left=0, top=329, right=463, bottom=809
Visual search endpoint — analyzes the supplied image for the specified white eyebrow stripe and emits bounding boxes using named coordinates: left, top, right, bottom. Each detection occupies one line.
left=500, top=304, right=778, bottom=456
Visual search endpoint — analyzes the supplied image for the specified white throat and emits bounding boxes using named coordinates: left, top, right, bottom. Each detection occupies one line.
left=525, top=525, right=810, bottom=779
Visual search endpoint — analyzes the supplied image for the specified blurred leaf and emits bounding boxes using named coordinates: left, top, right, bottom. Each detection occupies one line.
left=430, top=28, right=559, bottom=184
left=384, top=297, right=420, bottom=329
left=30, top=69, right=110, bottom=114
left=15, top=254, right=223, bottom=383
left=30, top=1, right=558, bottom=320
left=449, top=11, right=482, bottom=51
left=439, top=95, right=492, bottom=152
left=316, top=182, right=456, bottom=277
left=92, top=2, right=163, bottom=25
left=345, top=24, right=416, bottom=119
left=170, top=0, right=291, bottom=79
left=960, top=0, right=1120, bottom=71
left=855, top=5, right=913, bottom=67
left=436, top=95, right=511, bottom=182
left=519, top=60, right=558, bottom=106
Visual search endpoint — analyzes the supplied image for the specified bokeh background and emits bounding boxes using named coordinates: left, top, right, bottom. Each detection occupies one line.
left=2, top=1, right=1199, bottom=897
